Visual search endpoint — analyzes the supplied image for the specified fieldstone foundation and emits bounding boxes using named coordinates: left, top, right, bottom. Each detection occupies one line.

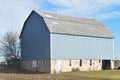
left=51, top=60, right=102, bottom=73
left=21, top=59, right=114, bottom=73
left=21, top=60, right=50, bottom=73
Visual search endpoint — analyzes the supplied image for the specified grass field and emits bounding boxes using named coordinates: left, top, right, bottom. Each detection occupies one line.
left=53, top=70, right=120, bottom=80
left=0, top=66, right=120, bottom=80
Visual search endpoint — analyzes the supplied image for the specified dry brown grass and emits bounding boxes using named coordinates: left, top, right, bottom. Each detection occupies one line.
left=0, top=73, right=77, bottom=80
left=0, top=66, right=120, bottom=80
left=0, top=66, right=76, bottom=80
left=0, top=73, right=50, bottom=80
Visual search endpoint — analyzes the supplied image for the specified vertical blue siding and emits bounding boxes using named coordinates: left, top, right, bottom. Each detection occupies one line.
left=21, top=12, right=50, bottom=60
left=51, top=34, right=114, bottom=60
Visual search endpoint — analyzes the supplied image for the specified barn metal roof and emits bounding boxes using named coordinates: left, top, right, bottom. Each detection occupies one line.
left=35, top=11, right=114, bottom=38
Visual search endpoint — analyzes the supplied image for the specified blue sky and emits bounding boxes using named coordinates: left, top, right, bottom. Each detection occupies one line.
left=0, top=0, right=120, bottom=59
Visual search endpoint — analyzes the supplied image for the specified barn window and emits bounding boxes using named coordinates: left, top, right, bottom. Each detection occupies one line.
left=69, top=60, right=72, bottom=66
left=80, top=59, right=82, bottom=66
left=90, top=60, right=92, bottom=66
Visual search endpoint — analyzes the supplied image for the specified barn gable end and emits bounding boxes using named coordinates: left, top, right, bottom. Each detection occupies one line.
left=20, top=11, right=50, bottom=60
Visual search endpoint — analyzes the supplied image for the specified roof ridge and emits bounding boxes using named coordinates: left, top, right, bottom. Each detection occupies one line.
left=34, top=10, right=103, bottom=25
left=44, top=17, right=104, bottom=26
left=34, top=10, right=94, bottom=20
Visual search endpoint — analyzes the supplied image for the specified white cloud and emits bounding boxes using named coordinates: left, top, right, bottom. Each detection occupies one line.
left=45, top=0, right=120, bottom=19
left=0, top=0, right=120, bottom=35
left=0, top=0, right=40, bottom=34
left=48, top=0, right=120, bottom=11
left=95, top=11, right=120, bottom=20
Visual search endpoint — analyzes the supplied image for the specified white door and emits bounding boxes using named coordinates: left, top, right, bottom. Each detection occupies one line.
left=55, top=60, right=61, bottom=73
left=32, top=60, right=37, bottom=72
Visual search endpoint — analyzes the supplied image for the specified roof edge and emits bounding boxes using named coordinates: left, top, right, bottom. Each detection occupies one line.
left=51, top=32, right=114, bottom=39
left=19, top=10, right=35, bottom=39
left=34, top=10, right=105, bottom=26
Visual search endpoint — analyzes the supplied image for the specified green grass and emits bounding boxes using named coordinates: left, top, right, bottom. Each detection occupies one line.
left=51, top=70, right=120, bottom=80
left=0, top=66, right=120, bottom=80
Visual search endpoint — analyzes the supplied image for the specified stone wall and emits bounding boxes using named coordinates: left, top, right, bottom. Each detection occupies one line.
left=21, top=60, right=32, bottom=71
left=21, top=59, right=114, bottom=73
left=111, top=60, right=114, bottom=70
left=51, top=60, right=102, bottom=73
left=37, top=60, right=50, bottom=73
left=21, top=60, right=50, bottom=73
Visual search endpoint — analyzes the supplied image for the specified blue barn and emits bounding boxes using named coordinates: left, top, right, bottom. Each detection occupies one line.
left=20, top=10, right=114, bottom=73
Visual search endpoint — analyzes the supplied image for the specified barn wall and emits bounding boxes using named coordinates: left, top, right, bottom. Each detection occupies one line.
left=50, top=33, right=114, bottom=59
left=21, top=60, right=50, bottom=73
left=50, top=60, right=102, bottom=73
left=21, top=12, right=50, bottom=60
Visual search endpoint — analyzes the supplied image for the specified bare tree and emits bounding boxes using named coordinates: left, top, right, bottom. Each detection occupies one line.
left=0, top=31, right=20, bottom=60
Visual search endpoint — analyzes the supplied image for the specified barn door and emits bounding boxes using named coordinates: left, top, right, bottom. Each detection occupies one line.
left=102, top=60, right=111, bottom=70
left=55, top=60, right=61, bottom=73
